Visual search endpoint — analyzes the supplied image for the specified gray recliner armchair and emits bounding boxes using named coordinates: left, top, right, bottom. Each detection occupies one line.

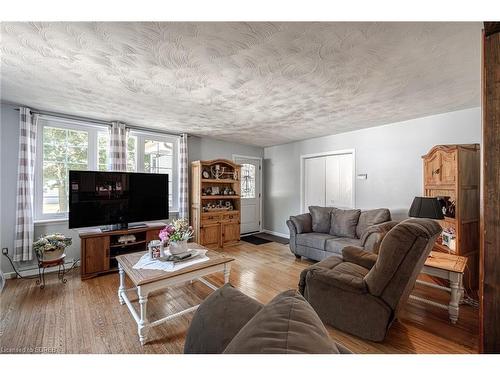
left=298, top=218, right=442, bottom=342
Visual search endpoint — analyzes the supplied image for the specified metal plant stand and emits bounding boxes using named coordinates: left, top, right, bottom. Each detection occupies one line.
left=36, top=253, right=67, bottom=289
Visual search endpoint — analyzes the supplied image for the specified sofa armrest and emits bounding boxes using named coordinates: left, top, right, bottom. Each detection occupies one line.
left=342, top=246, right=378, bottom=270
left=290, top=213, right=312, bottom=234
left=361, top=221, right=398, bottom=253
left=286, top=219, right=297, bottom=236
left=306, top=266, right=368, bottom=295
left=286, top=220, right=298, bottom=253
left=184, top=284, right=263, bottom=354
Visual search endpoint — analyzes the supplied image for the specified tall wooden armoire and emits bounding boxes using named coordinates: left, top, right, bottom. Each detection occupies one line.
left=422, top=144, right=480, bottom=289
left=191, top=159, right=241, bottom=249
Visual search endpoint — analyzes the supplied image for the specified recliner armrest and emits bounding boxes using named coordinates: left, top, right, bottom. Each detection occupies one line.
left=361, top=221, right=398, bottom=253
left=342, top=246, right=378, bottom=270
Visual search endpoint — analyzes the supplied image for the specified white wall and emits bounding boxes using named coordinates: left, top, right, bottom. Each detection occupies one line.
left=0, top=103, right=263, bottom=274
left=188, top=135, right=263, bottom=163
left=263, top=107, right=482, bottom=235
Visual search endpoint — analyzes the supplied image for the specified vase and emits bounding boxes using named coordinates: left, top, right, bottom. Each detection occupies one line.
left=41, top=247, right=65, bottom=261
left=168, top=240, right=189, bottom=255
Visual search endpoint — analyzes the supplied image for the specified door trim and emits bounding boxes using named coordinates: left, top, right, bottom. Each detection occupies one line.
left=233, top=154, right=263, bottom=234
left=300, top=149, right=356, bottom=213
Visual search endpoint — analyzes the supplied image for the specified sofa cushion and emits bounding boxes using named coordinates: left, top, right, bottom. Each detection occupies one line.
left=223, top=290, right=340, bottom=354
left=184, top=284, right=263, bottom=354
left=330, top=208, right=361, bottom=238
left=309, top=206, right=333, bottom=233
left=296, top=233, right=334, bottom=250
left=356, top=208, right=391, bottom=239
left=325, top=237, right=362, bottom=254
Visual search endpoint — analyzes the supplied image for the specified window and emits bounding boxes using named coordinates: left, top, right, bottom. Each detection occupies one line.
left=133, top=133, right=178, bottom=210
left=41, top=125, right=89, bottom=215
left=240, top=163, right=256, bottom=199
left=35, top=117, right=179, bottom=221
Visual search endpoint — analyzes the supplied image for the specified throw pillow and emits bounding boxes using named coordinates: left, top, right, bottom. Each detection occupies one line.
left=330, top=208, right=361, bottom=239
left=223, top=290, right=340, bottom=354
left=184, top=284, right=263, bottom=354
left=308, top=206, right=333, bottom=233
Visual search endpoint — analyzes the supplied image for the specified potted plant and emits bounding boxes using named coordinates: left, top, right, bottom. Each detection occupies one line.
left=33, top=233, right=72, bottom=261
left=159, top=219, right=193, bottom=255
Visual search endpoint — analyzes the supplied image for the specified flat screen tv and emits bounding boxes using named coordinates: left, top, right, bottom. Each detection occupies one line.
left=68, top=170, right=169, bottom=229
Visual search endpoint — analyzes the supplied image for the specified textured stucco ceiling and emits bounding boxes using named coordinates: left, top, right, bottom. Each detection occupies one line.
left=0, top=22, right=481, bottom=147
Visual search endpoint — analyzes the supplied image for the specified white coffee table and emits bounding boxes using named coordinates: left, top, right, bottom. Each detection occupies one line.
left=116, top=243, right=234, bottom=345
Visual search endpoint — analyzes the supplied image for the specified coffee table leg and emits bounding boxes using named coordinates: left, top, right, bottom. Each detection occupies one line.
left=138, top=286, right=149, bottom=345
left=449, top=273, right=461, bottom=324
left=224, top=263, right=231, bottom=284
left=118, top=263, right=125, bottom=305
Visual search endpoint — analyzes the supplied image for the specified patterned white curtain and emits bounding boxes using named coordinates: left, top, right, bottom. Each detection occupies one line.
left=109, top=121, right=128, bottom=171
left=178, top=134, right=189, bottom=219
left=14, top=107, right=39, bottom=262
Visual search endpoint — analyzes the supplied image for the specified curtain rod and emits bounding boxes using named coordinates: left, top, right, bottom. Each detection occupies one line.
left=8, top=103, right=184, bottom=138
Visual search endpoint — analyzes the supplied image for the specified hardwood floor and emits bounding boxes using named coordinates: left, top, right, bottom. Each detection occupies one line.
left=0, top=241, right=479, bottom=354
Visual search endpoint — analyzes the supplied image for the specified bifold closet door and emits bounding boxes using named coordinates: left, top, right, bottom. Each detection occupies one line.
left=303, top=153, right=353, bottom=212
left=304, top=157, right=326, bottom=210
left=325, top=153, right=353, bottom=208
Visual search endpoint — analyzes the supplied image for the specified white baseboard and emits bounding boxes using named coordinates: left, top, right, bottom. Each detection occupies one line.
left=4, top=259, right=79, bottom=279
left=262, top=229, right=290, bottom=239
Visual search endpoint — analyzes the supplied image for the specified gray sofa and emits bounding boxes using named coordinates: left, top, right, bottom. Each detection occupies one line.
left=184, top=284, right=351, bottom=354
left=287, top=206, right=396, bottom=261
left=299, top=218, right=442, bottom=341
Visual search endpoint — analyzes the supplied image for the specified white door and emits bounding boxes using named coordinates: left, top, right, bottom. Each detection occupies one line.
left=304, top=157, right=326, bottom=209
left=325, top=153, right=354, bottom=208
left=234, top=157, right=261, bottom=234
left=303, top=152, right=354, bottom=212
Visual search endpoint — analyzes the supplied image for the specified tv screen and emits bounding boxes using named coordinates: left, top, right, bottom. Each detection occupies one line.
left=68, top=170, right=169, bottom=229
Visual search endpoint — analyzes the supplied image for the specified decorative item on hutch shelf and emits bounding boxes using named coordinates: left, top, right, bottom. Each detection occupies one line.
left=442, top=228, right=457, bottom=252
left=436, top=196, right=456, bottom=218
left=159, top=218, right=194, bottom=255
left=202, top=200, right=233, bottom=212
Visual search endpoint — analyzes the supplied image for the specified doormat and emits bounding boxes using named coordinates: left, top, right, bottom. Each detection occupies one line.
left=241, top=235, right=272, bottom=245
left=254, top=232, right=289, bottom=245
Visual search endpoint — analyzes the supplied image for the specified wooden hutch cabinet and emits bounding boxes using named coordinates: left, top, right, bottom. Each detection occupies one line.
left=422, top=144, right=480, bottom=289
left=191, top=159, right=241, bottom=249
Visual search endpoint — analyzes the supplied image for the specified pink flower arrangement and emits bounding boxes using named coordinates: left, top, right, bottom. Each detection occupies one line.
left=159, top=225, right=175, bottom=242
left=158, top=218, right=193, bottom=243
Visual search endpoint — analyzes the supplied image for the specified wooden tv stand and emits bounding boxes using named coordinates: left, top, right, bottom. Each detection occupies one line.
left=78, top=224, right=164, bottom=280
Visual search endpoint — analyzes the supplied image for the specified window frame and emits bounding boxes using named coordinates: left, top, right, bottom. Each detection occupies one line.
left=132, top=130, right=179, bottom=213
left=35, top=116, right=107, bottom=221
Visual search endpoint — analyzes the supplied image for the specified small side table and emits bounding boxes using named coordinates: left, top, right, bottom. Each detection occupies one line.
left=36, top=254, right=67, bottom=289
left=409, top=251, right=467, bottom=324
